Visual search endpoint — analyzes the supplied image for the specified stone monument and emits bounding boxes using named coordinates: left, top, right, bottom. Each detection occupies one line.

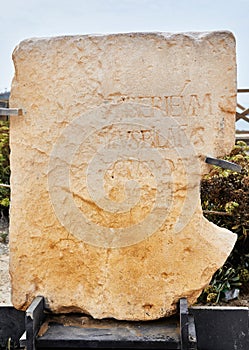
left=10, top=31, right=237, bottom=320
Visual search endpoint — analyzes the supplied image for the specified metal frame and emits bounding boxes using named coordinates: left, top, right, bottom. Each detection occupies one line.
left=25, top=297, right=46, bottom=350
left=191, top=306, right=249, bottom=350
left=3, top=298, right=249, bottom=349
left=236, top=88, right=249, bottom=143
left=179, top=299, right=197, bottom=350
left=20, top=296, right=196, bottom=350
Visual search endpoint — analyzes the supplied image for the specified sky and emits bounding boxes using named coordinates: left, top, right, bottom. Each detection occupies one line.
left=1, top=0, right=249, bottom=127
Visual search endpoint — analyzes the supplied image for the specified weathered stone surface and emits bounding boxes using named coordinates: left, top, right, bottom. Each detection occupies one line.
left=10, top=32, right=237, bottom=320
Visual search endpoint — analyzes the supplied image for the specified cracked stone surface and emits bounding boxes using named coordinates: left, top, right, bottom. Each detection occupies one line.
left=10, top=32, right=237, bottom=320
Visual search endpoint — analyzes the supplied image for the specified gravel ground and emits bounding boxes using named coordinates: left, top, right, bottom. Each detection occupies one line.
left=0, top=242, right=11, bottom=305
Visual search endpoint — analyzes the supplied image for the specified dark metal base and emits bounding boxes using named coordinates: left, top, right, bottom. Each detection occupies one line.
left=2, top=297, right=249, bottom=350
left=0, top=306, right=25, bottom=349
left=18, top=296, right=197, bottom=350
left=190, top=306, right=249, bottom=350
left=36, top=317, right=180, bottom=349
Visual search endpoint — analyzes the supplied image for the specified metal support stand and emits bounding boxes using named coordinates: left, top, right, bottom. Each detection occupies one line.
left=20, top=296, right=197, bottom=350
left=180, top=298, right=197, bottom=350
left=25, top=296, right=45, bottom=350
left=0, top=306, right=25, bottom=349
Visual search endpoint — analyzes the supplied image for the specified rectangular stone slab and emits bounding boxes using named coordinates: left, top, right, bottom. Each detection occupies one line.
left=9, top=32, right=237, bottom=320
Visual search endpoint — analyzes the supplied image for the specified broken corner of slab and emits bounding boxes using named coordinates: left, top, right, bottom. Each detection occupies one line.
left=10, top=31, right=237, bottom=320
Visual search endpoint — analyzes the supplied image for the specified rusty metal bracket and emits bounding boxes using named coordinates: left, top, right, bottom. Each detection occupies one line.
left=0, top=107, right=25, bottom=116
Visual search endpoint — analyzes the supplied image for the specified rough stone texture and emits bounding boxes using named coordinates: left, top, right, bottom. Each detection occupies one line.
left=9, top=32, right=237, bottom=320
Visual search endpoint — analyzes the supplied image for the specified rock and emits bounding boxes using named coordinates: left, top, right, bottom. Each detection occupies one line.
left=9, top=31, right=237, bottom=320
left=223, top=289, right=240, bottom=302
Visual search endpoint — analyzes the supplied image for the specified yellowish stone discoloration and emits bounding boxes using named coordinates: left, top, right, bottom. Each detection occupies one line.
left=10, top=32, right=237, bottom=320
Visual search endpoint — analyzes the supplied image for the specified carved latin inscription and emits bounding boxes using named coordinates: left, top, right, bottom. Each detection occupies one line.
left=105, top=93, right=212, bottom=117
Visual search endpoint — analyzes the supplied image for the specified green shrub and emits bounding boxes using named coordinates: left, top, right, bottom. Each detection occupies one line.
left=0, top=121, right=10, bottom=219
left=199, top=141, right=249, bottom=303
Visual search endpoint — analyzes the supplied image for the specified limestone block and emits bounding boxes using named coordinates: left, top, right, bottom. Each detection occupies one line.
left=10, top=32, right=237, bottom=320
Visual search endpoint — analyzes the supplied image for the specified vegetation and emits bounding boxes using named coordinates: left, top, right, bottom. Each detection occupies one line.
left=199, top=141, right=249, bottom=303
left=0, top=121, right=10, bottom=244
left=0, top=121, right=10, bottom=218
